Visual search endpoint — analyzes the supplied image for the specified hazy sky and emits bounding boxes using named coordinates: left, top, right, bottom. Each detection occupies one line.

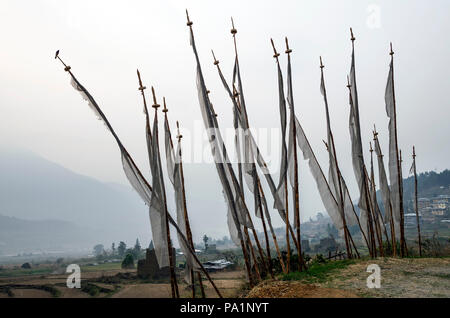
left=1, top=0, right=449, bottom=240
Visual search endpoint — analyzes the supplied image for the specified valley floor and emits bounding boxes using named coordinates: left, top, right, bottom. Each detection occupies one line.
left=1, top=258, right=448, bottom=298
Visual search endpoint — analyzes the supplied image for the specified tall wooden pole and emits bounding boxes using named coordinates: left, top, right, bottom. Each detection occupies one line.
left=389, top=44, right=406, bottom=257
left=172, top=118, right=207, bottom=298
left=346, top=77, right=375, bottom=258
left=412, top=146, right=422, bottom=256
left=270, top=38, right=302, bottom=272
left=373, top=128, right=397, bottom=256
left=369, top=143, right=384, bottom=256
left=371, top=129, right=392, bottom=254
left=364, top=173, right=377, bottom=258
left=399, top=149, right=408, bottom=256
left=285, top=38, right=305, bottom=271
left=230, top=19, right=272, bottom=277
left=320, top=57, right=352, bottom=260
left=150, top=87, right=179, bottom=298
left=137, top=73, right=178, bottom=297
left=166, top=120, right=222, bottom=298
left=212, top=49, right=283, bottom=276
left=231, top=86, right=269, bottom=278
left=186, top=11, right=255, bottom=287
left=258, top=180, right=286, bottom=274
left=322, top=139, right=362, bottom=258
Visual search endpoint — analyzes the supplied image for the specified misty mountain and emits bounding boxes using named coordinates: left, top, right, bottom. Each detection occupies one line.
left=0, top=149, right=152, bottom=252
left=0, top=214, right=98, bottom=255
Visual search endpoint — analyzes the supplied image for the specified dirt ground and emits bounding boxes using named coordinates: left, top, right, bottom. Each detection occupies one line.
left=247, top=257, right=450, bottom=298
left=111, top=270, right=247, bottom=298
left=318, top=257, right=450, bottom=298
left=1, top=258, right=447, bottom=298
left=247, top=280, right=358, bottom=298
left=0, top=268, right=246, bottom=298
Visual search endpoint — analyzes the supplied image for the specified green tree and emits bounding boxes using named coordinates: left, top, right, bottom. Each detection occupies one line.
left=93, top=244, right=105, bottom=257
left=203, top=235, right=209, bottom=249
left=326, top=223, right=338, bottom=238
left=121, top=253, right=135, bottom=269
left=118, top=241, right=127, bottom=257
left=134, top=238, right=141, bottom=254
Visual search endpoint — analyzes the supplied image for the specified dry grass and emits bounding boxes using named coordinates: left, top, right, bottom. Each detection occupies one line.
left=245, top=257, right=450, bottom=298
left=247, top=280, right=358, bottom=298
left=319, top=257, right=450, bottom=298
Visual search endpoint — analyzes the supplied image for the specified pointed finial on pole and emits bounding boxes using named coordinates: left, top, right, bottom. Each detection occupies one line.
left=389, top=42, right=394, bottom=56
left=211, top=50, right=219, bottom=65
left=270, top=38, right=280, bottom=60
left=176, top=121, right=183, bottom=141
left=350, top=28, right=355, bottom=42
left=413, top=145, right=416, bottom=158
left=370, top=141, right=373, bottom=153
left=162, top=97, right=168, bottom=113
left=186, top=9, right=193, bottom=26
left=230, top=17, right=237, bottom=35
left=137, top=69, right=146, bottom=91
left=54, top=50, right=71, bottom=71
left=285, top=37, right=292, bottom=54
left=373, top=124, right=378, bottom=137
left=320, top=56, right=324, bottom=69
left=151, top=86, right=160, bottom=109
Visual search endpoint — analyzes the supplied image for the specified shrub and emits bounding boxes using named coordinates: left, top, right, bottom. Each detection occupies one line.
left=21, top=263, right=31, bottom=269
left=121, top=254, right=135, bottom=269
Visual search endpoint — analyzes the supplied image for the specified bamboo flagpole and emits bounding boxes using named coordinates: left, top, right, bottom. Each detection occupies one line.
left=373, top=126, right=397, bottom=256
left=185, top=11, right=255, bottom=286
left=231, top=86, right=270, bottom=278
left=284, top=37, right=306, bottom=270
left=149, top=87, right=180, bottom=298
left=322, top=141, right=361, bottom=258
left=210, top=89, right=263, bottom=283
left=346, top=75, right=375, bottom=257
left=161, top=95, right=207, bottom=298
left=347, top=29, right=379, bottom=258
left=272, top=40, right=290, bottom=272
left=319, top=56, right=355, bottom=259
left=386, top=43, right=407, bottom=257
left=229, top=19, right=273, bottom=277
left=174, top=120, right=206, bottom=296
left=369, top=143, right=385, bottom=256
left=399, top=149, right=408, bottom=256
left=56, top=53, right=223, bottom=297
left=270, top=39, right=303, bottom=271
left=211, top=49, right=287, bottom=275
left=411, top=146, right=422, bottom=256
left=371, top=127, right=391, bottom=254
